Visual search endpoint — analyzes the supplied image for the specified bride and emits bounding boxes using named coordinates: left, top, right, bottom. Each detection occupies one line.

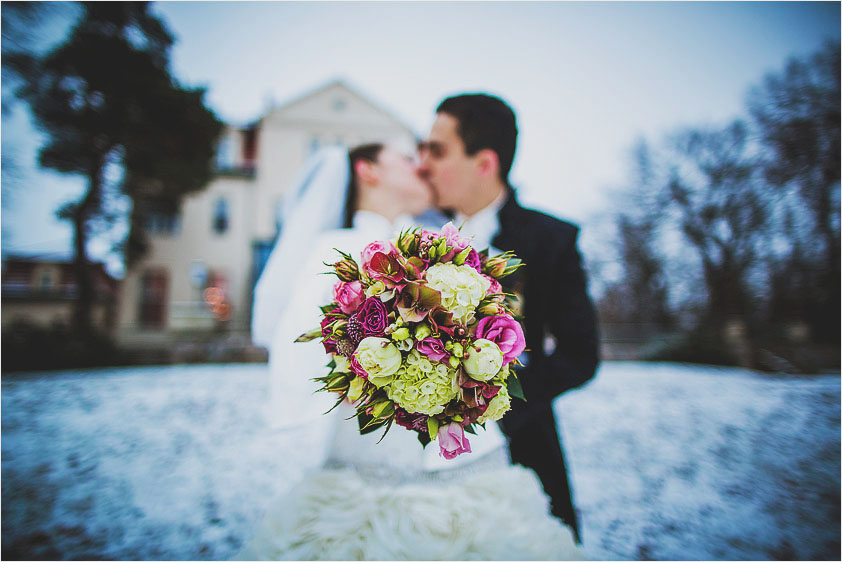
left=245, top=143, right=583, bottom=560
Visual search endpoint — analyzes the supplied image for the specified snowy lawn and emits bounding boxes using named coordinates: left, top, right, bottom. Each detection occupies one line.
left=1, top=361, right=839, bottom=560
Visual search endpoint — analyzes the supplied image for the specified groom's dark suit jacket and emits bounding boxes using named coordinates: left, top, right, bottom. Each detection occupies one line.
left=492, top=191, right=600, bottom=542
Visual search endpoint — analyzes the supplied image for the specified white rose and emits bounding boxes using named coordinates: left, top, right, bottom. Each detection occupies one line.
left=354, top=337, right=402, bottom=386
left=462, top=338, right=504, bottom=381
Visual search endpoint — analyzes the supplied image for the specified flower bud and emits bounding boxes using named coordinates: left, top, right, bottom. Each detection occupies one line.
left=452, top=247, right=472, bottom=266
left=334, top=258, right=360, bottom=282
left=414, top=323, right=432, bottom=341
left=427, top=243, right=439, bottom=260
left=448, top=356, right=460, bottom=369
left=451, top=342, right=464, bottom=358
left=462, top=339, right=504, bottom=381
left=478, top=302, right=504, bottom=316
left=371, top=400, right=395, bottom=419
left=326, top=376, right=349, bottom=392
left=484, top=256, right=508, bottom=278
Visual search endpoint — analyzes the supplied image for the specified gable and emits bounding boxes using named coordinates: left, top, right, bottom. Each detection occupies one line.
left=263, top=81, right=415, bottom=135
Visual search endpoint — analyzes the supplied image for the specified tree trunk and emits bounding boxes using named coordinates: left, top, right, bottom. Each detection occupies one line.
left=71, top=160, right=104, bottom=336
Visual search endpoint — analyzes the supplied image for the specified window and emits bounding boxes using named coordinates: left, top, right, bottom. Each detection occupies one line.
left=146, top=211, right=181, bottom=236
left=38, top=271, right=54, bottom=290
left=213, top=198, right=229, bottom=234
left=31, top=265, right=58, bottom=292
left=139, top=270, right=168, bottom=329
left=215, top=136, right=235, bottom=170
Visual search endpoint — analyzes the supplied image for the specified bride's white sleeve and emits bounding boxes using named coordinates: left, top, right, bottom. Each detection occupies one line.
left=265, top=235, right=344, bottom=431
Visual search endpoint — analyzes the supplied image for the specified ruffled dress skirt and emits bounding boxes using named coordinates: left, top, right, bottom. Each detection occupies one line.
left=236, top=461, right=583, bottom=561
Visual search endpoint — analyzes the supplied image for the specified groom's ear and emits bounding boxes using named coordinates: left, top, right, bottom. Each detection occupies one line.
left=355, top=159, right=378, bottom=186
left=475, top=149, right=499, bottom=179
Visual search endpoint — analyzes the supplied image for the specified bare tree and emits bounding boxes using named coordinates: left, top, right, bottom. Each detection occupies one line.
left=665, top=121, right=768, bottom=332
left=748, top=41, right=840, bottom=341
left=607, top=140, right=672, bottom=327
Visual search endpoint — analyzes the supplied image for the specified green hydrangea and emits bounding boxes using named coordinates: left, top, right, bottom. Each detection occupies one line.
left=386, top=349, right=458, bottom=415
left=477, top=385, right=511, bottom=424
left=425, top=263, right=490, bottom=325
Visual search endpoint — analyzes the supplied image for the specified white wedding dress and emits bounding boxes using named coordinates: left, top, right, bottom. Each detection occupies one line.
left=240, top=211, right=583, bottom=561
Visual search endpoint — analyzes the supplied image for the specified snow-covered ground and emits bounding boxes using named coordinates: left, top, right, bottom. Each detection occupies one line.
left=2, top=362, right=839, bottom=560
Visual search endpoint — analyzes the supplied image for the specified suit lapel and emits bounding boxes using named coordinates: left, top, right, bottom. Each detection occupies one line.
left=492, top=191, right=528, bottom=308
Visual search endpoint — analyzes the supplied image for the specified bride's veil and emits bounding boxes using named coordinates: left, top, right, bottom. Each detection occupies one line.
left=251, top=145, right=350, bottom=348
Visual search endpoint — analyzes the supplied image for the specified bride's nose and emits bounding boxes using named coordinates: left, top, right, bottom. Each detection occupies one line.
left=417, top=157, right=430, bottom=178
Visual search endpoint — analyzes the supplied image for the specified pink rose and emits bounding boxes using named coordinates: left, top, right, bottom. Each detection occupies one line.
left=438, top=422, right=472, bottom=459
left=483, top=274, right=502, bottom=295
left=361, top=241, right=398, bottom=277
left=441, top=222, right=471, bottom=252
left=333, top=280, right=365, bottom=314
left=464, top=249, right=482, bottom=273
left=416, top=337, right=450, bottom=362
left=353, top=297, right=389, bottom=337
left=475, top=315, right=526, bottom=365
left=350, top=353, right=368, bottom=380
left=320, top=316, right=338, bottom=354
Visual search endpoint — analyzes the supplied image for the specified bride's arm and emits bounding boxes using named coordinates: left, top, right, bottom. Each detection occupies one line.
left=265, top=234, right=350, bottom=429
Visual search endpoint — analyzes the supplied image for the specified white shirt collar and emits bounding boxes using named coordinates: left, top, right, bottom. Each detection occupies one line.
left=454, top=191, right=507, bottom=252
left=352, top=210, right=413, bottom=238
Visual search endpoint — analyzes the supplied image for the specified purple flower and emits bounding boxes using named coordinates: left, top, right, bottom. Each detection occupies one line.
left=354, top=297, right=389, bottom=337
left=320, top=316, right=338, bottom=354
left=475, top=314, right=526, bottom=365
left=395, top=408, right=428, bottom=433
left=464, top=249, right=482, bottom=273
left=416, top=337, right=450, bottom=362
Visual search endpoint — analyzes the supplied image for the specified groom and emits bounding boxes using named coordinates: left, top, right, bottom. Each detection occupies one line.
left=418, top=93, right=600, bottom=543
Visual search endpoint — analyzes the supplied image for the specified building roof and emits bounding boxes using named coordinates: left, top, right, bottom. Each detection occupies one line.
left=261, top=78, right=417, bottom=136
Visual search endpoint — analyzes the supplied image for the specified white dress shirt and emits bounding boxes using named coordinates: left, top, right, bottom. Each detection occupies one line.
left=454, top=191, right=507, bottom=254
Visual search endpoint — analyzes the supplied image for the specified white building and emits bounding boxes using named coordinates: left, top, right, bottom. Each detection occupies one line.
left=115, top=80, right=417, bottom=349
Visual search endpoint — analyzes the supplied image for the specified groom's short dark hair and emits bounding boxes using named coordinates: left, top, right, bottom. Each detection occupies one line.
left=437, top=93, right=518, bottom=185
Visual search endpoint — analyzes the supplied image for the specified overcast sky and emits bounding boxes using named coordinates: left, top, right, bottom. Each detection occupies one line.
left=2, top=1, right=839, bottom=277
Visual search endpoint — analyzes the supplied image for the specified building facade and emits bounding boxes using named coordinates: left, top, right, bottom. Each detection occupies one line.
left=115, top=80, right=417, bottom=348
left=2, top=257, right=119, bottom=332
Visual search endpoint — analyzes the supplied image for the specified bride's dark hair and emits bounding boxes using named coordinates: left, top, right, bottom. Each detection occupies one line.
left=343, top=143, right=384, bottom=228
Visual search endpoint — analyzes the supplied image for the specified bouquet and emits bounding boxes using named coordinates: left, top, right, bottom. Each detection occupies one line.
left=297, top=223, right=526, bottom=459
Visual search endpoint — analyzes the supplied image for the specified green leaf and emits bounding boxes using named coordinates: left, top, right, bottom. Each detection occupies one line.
left=507, top=375, right=526, bottom=401
left=426, top=416, right=440, bottom=439
left=375, top=416, right=395, bottom=444
left=295, top=326, right=322, bottom=342
left=464, top=424, right=477, bottom=435
left=323, top=393, right=348, bottom=415
left=358, top=411, right=387, bottom=435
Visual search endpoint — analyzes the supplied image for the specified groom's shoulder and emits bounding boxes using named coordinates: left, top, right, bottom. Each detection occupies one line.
left=510, top=202, right=580, bottom=244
